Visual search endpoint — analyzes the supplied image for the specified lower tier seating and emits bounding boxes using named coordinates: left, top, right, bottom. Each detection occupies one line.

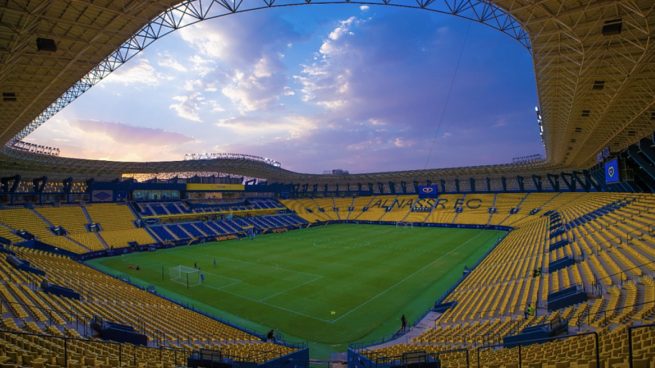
left=0, top=246, right=297, bottom=367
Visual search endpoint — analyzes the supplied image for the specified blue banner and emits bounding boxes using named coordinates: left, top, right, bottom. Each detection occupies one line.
left=91, top=190, right=113, bottom=202
left=605, top=158, right=620, bottom=184
left=418, top=185, right=439, bottom=198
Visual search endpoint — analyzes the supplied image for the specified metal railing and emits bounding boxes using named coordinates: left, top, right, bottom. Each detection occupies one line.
left=476, top=332, right=600, bottom=368
left=0, top=329, right=191, bottom=367
left=351, top=322, right=655, bottom=368
left=0, top=299, right=91, bottom=333
left=628, top=323, right=655, bottom=368
left=573, top=299, right=655, bottom=328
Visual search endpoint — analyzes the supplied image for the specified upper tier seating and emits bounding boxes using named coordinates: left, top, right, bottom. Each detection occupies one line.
left=0, top=204, right=156, bottom=253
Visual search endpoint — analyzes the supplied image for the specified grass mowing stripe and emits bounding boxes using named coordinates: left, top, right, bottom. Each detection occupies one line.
left=260, top=275, right=324, bottom=303
left=331, top=230, right=487, bottom=323
left=87, top=224, right=504, bottom=359
left=204, top=282, right=332, bottom=323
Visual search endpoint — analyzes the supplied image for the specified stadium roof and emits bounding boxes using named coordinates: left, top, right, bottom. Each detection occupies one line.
left=1, top=0, right=654, bottom=181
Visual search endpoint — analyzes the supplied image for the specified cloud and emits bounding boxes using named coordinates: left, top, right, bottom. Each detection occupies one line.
left=101, top=58, right=166, bottom=86
left=207, top=99, right=225, bottom=112
left=318, top=16, right=360, bottom=56
left=367, top=118, right=386, bottom=127
left=26, top=118, right=196, bottom=162
left=69, top=120, right=194, bottom=146
left=493, top=117, right=508, bottom=128
left=176, top=13, right=301, bottom=114
left=360, top=5, right=370, bottom=11
left=220, top=56, right=287, bottom=113
left=393, top=137, right=414, bottom=148
left=293, top=14, right=477, bottom=137
left=170, top=93, right=203, bottom=122
left=216, top=115, right=317, bottom=140
left=178, top=23, right=229, bottom=59
left=283, top=86, right=295, bottom=96
left=157, top=52, right=187, bottom=72
left=25, top=9, right=541, bottom=172
left=188, top=54, right=216, bottom=77
left=294, top=64, right=351, bottom=110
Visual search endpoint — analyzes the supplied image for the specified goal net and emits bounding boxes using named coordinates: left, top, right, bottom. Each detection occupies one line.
left=169, top=265, right=201, bottom=288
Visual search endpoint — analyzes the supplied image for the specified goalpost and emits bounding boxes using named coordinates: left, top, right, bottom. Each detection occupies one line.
left=169, top=265, right=202, bottom=288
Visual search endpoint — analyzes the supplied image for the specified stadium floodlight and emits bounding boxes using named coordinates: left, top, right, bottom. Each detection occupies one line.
left=535, top=106, right=545, bottom=145
left=183, top=152, right=282, bottom=167
left=11, top=140, right=60, bottom=157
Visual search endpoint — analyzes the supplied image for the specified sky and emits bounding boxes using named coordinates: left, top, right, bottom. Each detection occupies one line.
left=25, top=4, right=543, bottom=174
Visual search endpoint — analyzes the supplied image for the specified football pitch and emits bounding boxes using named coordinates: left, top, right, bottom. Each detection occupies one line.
left=87, top=224, right=504, bottom=358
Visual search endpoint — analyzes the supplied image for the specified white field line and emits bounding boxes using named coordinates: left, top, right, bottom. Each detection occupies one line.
left=331, top=231, right=488, bottom=323
left=259, top=275, right=323, bottom=303
left=204, top=283, right=333, bottom=323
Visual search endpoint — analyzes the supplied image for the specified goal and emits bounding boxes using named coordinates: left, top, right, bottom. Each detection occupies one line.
left=169, top=265, right=201, bottom=288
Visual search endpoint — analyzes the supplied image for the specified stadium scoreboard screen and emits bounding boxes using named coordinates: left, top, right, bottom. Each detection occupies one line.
left=604, top=157, right=620, bottom=184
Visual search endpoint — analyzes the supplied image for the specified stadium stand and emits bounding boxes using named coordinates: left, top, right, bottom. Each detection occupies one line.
left=0, top=204, right=155, bottom=253
left=0, top=192, right=654, bottom=368
left=1, top=0, right=654, bottom=366
left=0, top=246, right=299, bottom=367
left=334, top=192, right=655, bottom=367
left=3, top=189, right=654, bottom=367
left=146, top=214, right=307, bottom=243
left=85, top=204, right=156, bottom=249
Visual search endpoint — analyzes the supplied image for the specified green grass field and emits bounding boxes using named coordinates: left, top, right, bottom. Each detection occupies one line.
left=87, top=224, right=504, bottom=359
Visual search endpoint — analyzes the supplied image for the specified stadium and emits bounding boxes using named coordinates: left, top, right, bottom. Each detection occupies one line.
left=0, top=0, right=654, bottom=367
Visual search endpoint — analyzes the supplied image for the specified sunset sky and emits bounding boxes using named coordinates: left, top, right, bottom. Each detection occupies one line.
left=25, top=4, right=543, bottom=174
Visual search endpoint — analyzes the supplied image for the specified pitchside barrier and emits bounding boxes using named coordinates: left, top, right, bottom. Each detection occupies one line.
left=188, top=346, right=309, bottom=368
left=314, top=219, right=513, bottom=232
left=255, top=347, right=310, bottom=368
left=348, top=348, right=469, bottom=368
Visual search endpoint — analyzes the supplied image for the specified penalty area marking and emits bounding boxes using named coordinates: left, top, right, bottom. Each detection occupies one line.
left=170, top=253, right=333, bottom=322
left=161, top=252, right=323, bottom=279
left=204, top=282, right=333, bottom=323
left=258, top=274, right=323, bottom=303
left=197, top=270, right=242, bottom=290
